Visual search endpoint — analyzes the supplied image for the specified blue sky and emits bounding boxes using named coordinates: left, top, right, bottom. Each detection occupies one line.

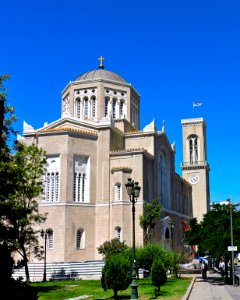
left=1, top=0, right=240, bottom=204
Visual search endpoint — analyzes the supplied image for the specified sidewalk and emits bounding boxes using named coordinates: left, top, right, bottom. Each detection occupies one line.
left=182, top=272, right=240, bottom=300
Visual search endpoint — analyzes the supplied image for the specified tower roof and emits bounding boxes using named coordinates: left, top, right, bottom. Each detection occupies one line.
left=74, top=56, right=127, bottom=84
left=75, top=69, right=127, bottom=84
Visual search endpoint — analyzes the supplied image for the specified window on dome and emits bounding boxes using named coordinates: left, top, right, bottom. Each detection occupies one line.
left=92, top=96, right=96, bottom=118
left=84, top=97, right=88, bottom=119
left=112, top=99, right=116, bottom=119
left=105, top=97, right=109, bottom=117
left=75, top=97, right=81, bottom=118
left=120, top=100, right=124, bottom=118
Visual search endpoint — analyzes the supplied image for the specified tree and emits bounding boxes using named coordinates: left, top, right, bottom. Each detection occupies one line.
left=97, top=238, right=129, bottom=259
left=5, top=142, right=47, bottom=282
left=139, top=198, right=161, bottom=243
left=151, top=258, right=167, bottom=293
left=101, top=253, right=132, bottom=299
left=185, top=203, right=240, bottom=282
left=0, top=73, right=47, bottom=285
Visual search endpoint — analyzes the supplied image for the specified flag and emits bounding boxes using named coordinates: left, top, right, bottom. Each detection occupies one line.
left=193, top=101, right=202, bottom=108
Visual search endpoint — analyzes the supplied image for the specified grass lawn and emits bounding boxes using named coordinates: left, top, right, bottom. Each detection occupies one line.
left=31, top=276, right=192, bottom=300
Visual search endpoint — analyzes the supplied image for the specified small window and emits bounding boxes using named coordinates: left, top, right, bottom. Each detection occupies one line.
left=46, top=229, right=54, bottom=249
left=115, top=183, right=121, bottom=201
left=77, top=228, right=85, bottom=249
left=115, top=226, right=122, bottom=241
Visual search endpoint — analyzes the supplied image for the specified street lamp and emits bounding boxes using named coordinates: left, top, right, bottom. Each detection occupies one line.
left=227, top=199, right=240, bottom=286
left=168, top=220, right=175, bottom=250
left=41, top=229, right=49, bottom=282
left=125, top=178, right=141, bottom=300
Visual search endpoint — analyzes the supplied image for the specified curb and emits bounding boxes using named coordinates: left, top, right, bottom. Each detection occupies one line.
left=182, top=275, right=197, bottom=300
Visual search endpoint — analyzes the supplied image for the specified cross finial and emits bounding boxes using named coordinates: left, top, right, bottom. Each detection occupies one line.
left=98, top=55, right=105, bottom=69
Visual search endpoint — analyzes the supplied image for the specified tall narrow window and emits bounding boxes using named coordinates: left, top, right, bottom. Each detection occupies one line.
left=105, top=97, right=109, bottom=117
left=46, top=229, right=54, bottom=249
left=76, top=228, right=85, bottom=249
left=120, top=100, right=124, bottom=118
left=188, top=135, right=199, bottom=164
left=44, top=157, right=60, bottom=202
left=73, top=157, right=89, bottom=203
left=115, top=183, right=121, bottom=201
left=115, top=226, right=122, bottom=241
left=84, top=97, right=88, bottom=119
left=112, top=99, right=116, bottom=119
left=92, top=96, right=96, bottom=118
left=75, top=97, right=81, bottom=118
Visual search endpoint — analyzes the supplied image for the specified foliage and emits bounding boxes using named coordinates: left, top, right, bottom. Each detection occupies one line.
left=97, top=238, right=129, bottom=259
left=136, top=242, right=171, bottom=272
left=185, top=202, right=240, bottom=281
left=4, top=142, right=47, bottom=282
left=168, top=251, right=186, bottom=278
left=151, top=258, right=167, bottom=292
left=139, top=198, right=161, bottom=243
left=101, top=253, right=132, bottom=299
left=0, top=73, right=17, bottom=154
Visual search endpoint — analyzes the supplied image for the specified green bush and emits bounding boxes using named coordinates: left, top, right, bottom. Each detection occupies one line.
left=101, top=253, right=132, bottom=299
left=151, top=258, right=167, bottom=292
left=136, top=242, right=170, bottom=271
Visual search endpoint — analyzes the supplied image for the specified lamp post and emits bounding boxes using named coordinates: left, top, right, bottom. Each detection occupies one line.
left=168, top=220, right=175, bottom=250
left=227, top=199, right=240, bottom=286
left=41, top=229, right=49, bottom=282
left=125, top=178, right=141, bottom=300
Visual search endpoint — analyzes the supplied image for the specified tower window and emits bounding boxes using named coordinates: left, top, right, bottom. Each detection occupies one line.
left=188, top=135, right=199, bottom=164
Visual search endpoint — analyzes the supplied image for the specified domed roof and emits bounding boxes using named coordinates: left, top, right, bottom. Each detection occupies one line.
left=75, top=56, right=127, bottom=84
left=75, top=69, right=127, bottom=84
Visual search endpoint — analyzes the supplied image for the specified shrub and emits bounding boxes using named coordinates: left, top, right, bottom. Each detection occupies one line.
left=151, top=259, right=167, bottom=292
left=101, top=253, right=132, bottom=299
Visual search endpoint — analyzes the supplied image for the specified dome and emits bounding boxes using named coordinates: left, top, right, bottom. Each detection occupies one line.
left=75, top=69, right=127, bottom=84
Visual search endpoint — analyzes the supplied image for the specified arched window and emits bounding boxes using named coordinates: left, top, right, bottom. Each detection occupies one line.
left=188, top=135, right=199, bottom=164
left=83, top=97, right=88, bottom=119
left=112, top=98, right=117, bottom=119
left=73, top=157, right=89, bottom=203
left=120, top=100, right=124, bottom=118
left=46, top=229, right=54, bottom=249
left=165, top=227, right=170, bottom=239
left=114, top=183, right=121, bottom=201
left=91, top=96, right=96, bottom=118
left=44, top=157, right=60, bottom=202
left=75, top=97, right=81, bottom=118
left=104, top=97, right=109, bottom=117
left=115, top=226, right=122, bottom=241
left=76, top=228, right=85, bottom=249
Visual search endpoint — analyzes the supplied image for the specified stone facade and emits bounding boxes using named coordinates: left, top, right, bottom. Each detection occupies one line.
left=20, top=61, right=210, bottom=264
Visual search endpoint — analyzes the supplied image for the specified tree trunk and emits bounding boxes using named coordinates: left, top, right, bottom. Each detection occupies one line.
left=22, top=245, right=30, bottom=282
left=114, top=289, right=118, bottom=300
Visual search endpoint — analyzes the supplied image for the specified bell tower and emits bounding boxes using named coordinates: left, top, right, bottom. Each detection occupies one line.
left=181, top=118, right=210, bottom=222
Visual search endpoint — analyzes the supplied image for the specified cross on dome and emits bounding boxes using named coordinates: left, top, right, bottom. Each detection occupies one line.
left=98, top=55, right=105, bottom=69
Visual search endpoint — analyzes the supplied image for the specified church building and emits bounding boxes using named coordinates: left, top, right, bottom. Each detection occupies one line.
left=21, top=57, right=210, bottom=265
